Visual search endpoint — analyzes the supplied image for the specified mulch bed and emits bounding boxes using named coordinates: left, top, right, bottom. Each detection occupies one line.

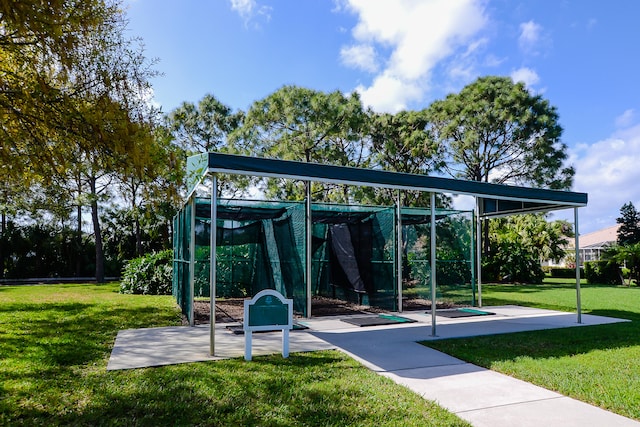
left=183, top=296, right=460, bottom=326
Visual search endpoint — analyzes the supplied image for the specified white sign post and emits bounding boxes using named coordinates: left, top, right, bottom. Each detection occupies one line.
left=243, top=289, right=293, bottom=361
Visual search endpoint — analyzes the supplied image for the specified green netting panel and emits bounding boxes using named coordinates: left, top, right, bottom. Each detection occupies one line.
left=272, top=204, right=306, bottom=312
left=402, top=208, right=475, bottom=308
left=172, top=200, right=193, bottom=323
left=173, top=197, right=476, bottom=321
left=370, top=207, right=396, bottom=310
left=188, top=199, right=307, bottom=315
left=311, top=203, right=396, bottom=309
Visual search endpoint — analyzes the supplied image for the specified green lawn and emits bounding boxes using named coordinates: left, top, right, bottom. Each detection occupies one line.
left=0, top=283, right=469, bottom=426
left=424, top=279, right=640, bottom=421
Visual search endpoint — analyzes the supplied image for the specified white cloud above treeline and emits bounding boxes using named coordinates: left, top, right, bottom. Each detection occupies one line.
left=340, top=44, right=379, bottom=73
left=340, top=0, right=487, bottom=112
left=511, top=67, right=540, bottom=87
left=556, top=119, right=640, bottom=233
left=518, top=21, right=542, bottom=51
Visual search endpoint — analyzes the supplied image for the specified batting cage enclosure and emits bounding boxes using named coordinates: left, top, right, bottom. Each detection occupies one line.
left=173, top=197, right=475, bottom=323
left=172, top=152, right=587, bottom=354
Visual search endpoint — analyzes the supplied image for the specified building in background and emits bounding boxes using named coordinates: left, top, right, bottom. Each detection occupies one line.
left=544, top=224, right=619, bottom=268
left=575, top=224, right=619, bottom=264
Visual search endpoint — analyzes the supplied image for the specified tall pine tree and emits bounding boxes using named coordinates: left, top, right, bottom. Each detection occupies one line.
left=616, top=202, right=640, bottom=245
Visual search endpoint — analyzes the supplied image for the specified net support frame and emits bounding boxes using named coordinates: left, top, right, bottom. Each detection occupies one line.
left=430, top=193, right=437, bottom=336
left=210, top=175, right=218, bottom=355
left=476, top=197, right=483, bottom=307
left=396, top=191, right=403, bottom=313
left=305, top=182, right=312, bottom=318
left=177, top=153, right=588, bottom=331
left=575, top=207, right=582, bottom=324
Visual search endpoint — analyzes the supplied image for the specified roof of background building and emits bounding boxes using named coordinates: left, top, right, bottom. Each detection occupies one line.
left=569, top=224, right=620, bottom=249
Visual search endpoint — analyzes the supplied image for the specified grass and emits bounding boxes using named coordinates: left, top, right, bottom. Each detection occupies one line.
left=0, top=283, right=470, bottom=426
left=423, top=278, right=640, bottom=421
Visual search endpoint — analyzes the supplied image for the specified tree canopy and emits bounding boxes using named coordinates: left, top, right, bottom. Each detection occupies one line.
left=167, top=94, right=242, bottom=154
left=1, top=0, right=157, bottom=181
left=0, top=0, right=167, bottom=282
left=367, top=109, right=444, bottom=206
left=1, top=6, right=579, bottom=290
left=233, top=85, right=370, bottom=201
left=428, top=76, right=574, bottom=190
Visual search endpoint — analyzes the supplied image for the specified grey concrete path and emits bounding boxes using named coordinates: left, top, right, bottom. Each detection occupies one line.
left=108, top=305, right=639, bottom=426
left=305, top=306, right=639, bottom=427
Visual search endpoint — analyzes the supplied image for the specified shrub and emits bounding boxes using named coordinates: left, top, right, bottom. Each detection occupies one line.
left=484, top=240, right=545, bottom=283
left=549, top=267, right=582, bottom=278
left=120, top=249, right=173, bottom=295
left=584, top=260, right=621, bottom=285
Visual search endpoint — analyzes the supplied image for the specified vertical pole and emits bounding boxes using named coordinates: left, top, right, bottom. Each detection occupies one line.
left=476, top=198, right=483, bottom=307
left=396, top=191, right=403, bottom=313
left=575, top=207, right=582, bottom=324
left=189, top=195, right=196, bottom=326
left=430, top=193, right=437, bottom=336
left=470, top=209, right=476, bottom=307
left=306, top=181, right=312, bottom=318
left=210, top=175, right=218, bottom=355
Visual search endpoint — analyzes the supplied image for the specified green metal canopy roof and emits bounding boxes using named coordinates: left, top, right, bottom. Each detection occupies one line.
left=190, top=152, right=587, bottom=217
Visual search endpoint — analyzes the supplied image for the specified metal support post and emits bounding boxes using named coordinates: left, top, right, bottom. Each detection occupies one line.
left=396, top=191, right=403, bottom=312
left=189, top=196, right=196, bottom=326
left=210, top=175, right=218, bottom=355
left=306, top=181, right=312, bottom=318
left=476, top=197, right=483, bottom=307
left=575, top=207, right=582, bottom=324
left=430, top=193, right=437, bottom=336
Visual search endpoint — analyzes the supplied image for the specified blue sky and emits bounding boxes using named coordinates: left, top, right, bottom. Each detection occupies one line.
left=125, top=0, right=640, bottom=235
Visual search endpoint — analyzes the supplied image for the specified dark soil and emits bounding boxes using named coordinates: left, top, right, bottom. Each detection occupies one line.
left=183, top=296, right=459, bottom=326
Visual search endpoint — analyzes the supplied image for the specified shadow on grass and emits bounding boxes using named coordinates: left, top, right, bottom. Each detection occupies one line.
left=11, top=351, right=456, bottom=427
left=1, top=301, right=179, bottom=371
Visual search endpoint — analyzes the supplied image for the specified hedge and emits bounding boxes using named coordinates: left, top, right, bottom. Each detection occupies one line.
left=584, top=260, right=621, bottom=285
left=548, top=267, right=583, bottom=278
left=120, top=249, right=173, bottom=295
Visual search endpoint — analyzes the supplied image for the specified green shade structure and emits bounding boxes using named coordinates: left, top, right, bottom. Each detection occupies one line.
left=176, top=152, right=587, bottom=354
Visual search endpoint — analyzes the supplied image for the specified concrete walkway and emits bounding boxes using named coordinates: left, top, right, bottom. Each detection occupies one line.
left=108, top=305, right=639, bottom=427
left=305, top=306, right=638, bottom=427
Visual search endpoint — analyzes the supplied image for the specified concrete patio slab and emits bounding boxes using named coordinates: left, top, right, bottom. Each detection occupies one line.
left=106, top=305, right=639, bottom=426
left=107, top=323, right=336, bottom=370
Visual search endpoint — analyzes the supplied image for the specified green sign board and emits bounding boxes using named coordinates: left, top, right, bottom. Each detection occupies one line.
left=248, top=295, right=289, bottom=327
left=243, top=289, right=293, bottom=361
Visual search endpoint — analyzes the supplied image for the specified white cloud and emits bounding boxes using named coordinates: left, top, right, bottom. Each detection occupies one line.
left=340, top=44, right=379, bottom=73
left=444, top=37, right=490, bottom=82
left=615, top=109, right=636, bottom=128
left=510, top=67, right=540, bottom=87
left=557, top=123, right=640, bottom=233
left=519, top=20, right=542, bottom=51
left=356, top=72, right=422, bottom=112
left=229, top=0, right=271, bottom=28
left=484, top=53, right=506, bottom=68
left=341, top=0, right=487, bottom=112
